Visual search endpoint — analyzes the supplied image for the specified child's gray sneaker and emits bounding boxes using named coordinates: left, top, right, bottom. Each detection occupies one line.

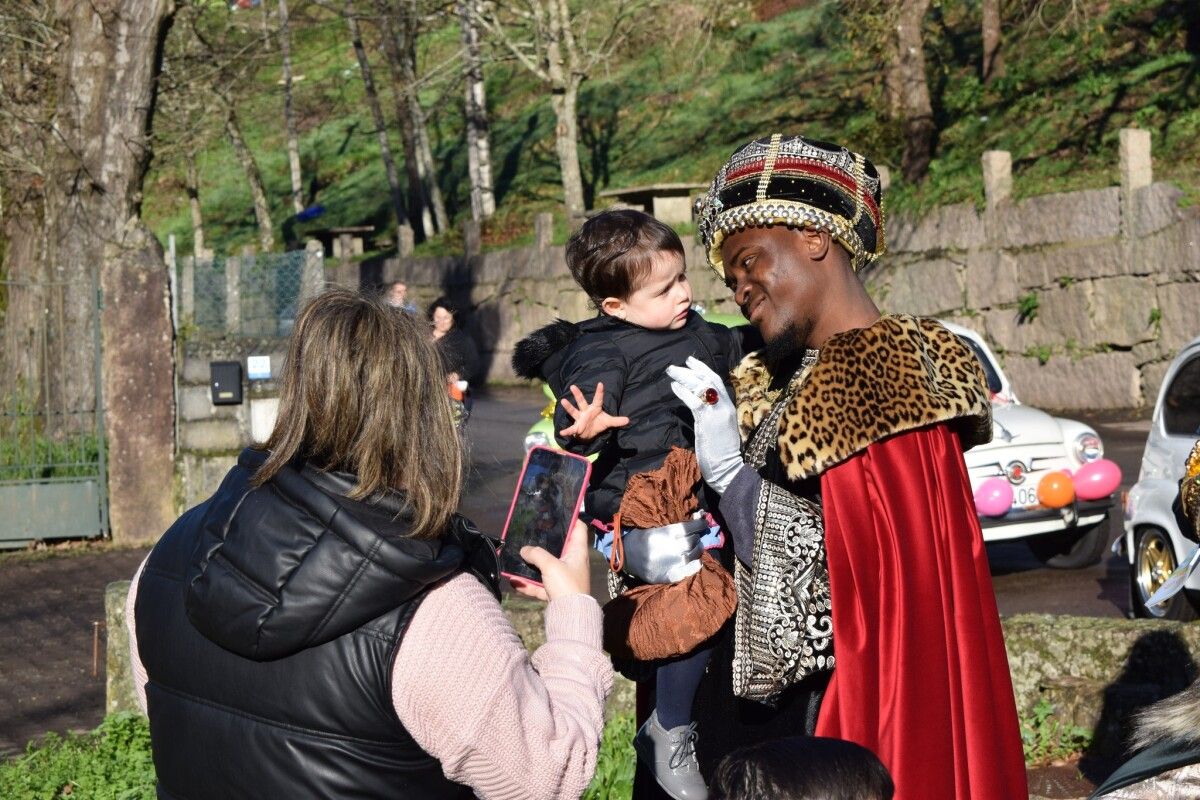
left=633, top=710, right=708, bottom=800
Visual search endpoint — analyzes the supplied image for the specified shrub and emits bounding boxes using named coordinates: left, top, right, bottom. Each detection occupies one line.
left=0, top=713, right=156, bottom=800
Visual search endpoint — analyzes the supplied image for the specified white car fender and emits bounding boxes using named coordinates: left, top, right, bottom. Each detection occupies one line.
left=1124, top=477, right=1184, bottom=565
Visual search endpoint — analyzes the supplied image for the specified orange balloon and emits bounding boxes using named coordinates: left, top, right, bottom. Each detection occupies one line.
left=1036, top=471, right=1075, bottom=509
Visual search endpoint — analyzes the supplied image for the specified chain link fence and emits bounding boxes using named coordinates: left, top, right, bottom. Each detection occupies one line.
left=179, top=248, right=324, bottom=339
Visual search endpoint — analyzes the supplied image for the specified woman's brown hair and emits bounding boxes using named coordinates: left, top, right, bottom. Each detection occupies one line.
left=252, top=288, right=463, bottom=539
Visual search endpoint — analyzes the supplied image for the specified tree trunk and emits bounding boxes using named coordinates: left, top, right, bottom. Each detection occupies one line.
left=223, top=101, right=276, bottom=252
left=278, top=0, right=305, bottom=214
left=894, top=0, right=935, bottom=183
left=345, top=2, right=408, bottom=233
left=378, top=5, right=433, bottom=240
left=42, top=0, right=177, bottom=543
left=981, top=0, right=1004, bottom=84
left=457, top=0, right=495, bottom=220
left=550, top=80, right=586, bottom=224
left=397, top=2, right=448, bottom=234
left=185, top=150, right=208, bottom=258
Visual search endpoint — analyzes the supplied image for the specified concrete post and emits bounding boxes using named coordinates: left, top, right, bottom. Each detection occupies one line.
left=463, top=219, right=482, bottom=259
left=225, top=256, right=241, bottom=335
left=180, top=255, right=195, bottom=322
left=300, top=239, right=325, bottom=302
left=982, top=150, right=1013, bottom=209
left=1120, top=128, right=1152, bottom=239
left=105, top=581, right=139, bottom=715
left=535, top=212, right=554, bottom=251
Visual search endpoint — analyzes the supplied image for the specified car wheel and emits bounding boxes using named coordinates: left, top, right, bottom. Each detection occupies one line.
left=1131, top=526, right=1199, bottom=620
left=1026, top=522, right=1109, bottom=569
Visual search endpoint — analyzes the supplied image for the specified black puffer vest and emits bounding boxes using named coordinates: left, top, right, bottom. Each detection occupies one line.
left=135, top=448, right=499, bottom=800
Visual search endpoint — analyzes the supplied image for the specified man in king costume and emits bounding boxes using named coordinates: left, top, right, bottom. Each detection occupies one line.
left=658, top=135, right=1028, bottom=799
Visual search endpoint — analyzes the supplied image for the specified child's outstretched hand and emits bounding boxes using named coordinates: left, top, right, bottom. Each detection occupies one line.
left=558, top=382, right=630, bottom=441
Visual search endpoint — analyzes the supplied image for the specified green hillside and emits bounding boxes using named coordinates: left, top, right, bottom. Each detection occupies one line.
left=143, top=0, right=1200, bottom=257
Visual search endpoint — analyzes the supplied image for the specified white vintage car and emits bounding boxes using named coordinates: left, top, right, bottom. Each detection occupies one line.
left=945, top=322, right=1115, bottom=568
left=1121, top=335, right=1200, bottom=619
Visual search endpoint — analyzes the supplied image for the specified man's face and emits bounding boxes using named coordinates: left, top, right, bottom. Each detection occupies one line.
left=720, top=226, right=822, bottom=347
left=388, top=283, right=408, bottom=306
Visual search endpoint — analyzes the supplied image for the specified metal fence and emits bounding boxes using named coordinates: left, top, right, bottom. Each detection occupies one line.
left=179, top=248, right=324, bottom=338
left=0, top=275, right=107, bottom=548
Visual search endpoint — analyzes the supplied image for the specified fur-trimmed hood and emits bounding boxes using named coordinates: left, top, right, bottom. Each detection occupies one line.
left=511, top=318, right=584, bottom=381
left=1131, top=679, right=1200, bottom=750
left=731, top=314, right=993, bottom=482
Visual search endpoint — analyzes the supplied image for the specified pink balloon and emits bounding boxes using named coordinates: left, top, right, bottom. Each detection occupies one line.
left=1074, top=458, right=1122, bottom=501
left=974, top=477, right=1014, bottom=517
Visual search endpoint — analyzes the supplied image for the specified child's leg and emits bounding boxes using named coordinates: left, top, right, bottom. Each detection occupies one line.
left=654, top=645, right=713, bottom=729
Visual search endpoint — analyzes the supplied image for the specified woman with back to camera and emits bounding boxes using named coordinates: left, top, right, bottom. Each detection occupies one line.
left=125, top=288, right=612, bottom=799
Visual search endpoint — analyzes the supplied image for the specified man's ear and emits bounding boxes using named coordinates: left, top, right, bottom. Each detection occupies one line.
left=600, top=297, right=626, bottom=319
left=800, top=227, right=832, bottom=261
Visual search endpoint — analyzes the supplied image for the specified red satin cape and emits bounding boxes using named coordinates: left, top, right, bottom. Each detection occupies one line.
left=815, top=424, right=1028, bottom=800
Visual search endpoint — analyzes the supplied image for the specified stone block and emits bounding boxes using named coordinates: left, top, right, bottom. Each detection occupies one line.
left=179, top=384, right=238, bottom=422
left=1139, top=216, right=1200, bottom=280
left=180, top=419, right=245, bottom=452
left=181, top=357, right=212, bottom=386
left=1131, top=340, right=1165, bottom=366
left=995, top=188, right=1120, bottom=249
left=1002, top=351, right=1140, bottom=409
left=1134, top=183, right=1185, bottom=237
left=1035, top=282, right=1095, bottom=347
left=105, top=581, right=139, bottom=716
left=651, top=195, right=693, bottom=225
left=1015, top=241, right=1128, bottom=285
left=966, top=250, right=1020, bottom=308
left=534, top=213, right=554, bottom=250
left=179, top=453, right=238, bottom=509
left=887, top=203, right=985, bottom=253
left=881, top=258, right=964, bottom=316
left=1090, top=276, right=1157, bottom=347
left=1156, top=280, right=1200, bottom=351
left=982, top=307, right=1042, bottom=353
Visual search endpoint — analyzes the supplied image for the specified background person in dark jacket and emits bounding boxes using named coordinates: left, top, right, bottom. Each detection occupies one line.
left=127, top=289, right=611, bottom=800
left=428, top=296, right=481, bottom=402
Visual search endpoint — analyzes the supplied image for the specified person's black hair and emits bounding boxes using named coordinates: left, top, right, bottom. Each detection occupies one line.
left=427, top=296, right=460, bottom=322
left=710, top=736, right=894, bottom=800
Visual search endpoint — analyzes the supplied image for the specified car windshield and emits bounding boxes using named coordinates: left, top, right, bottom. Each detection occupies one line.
left=1164, top=355, right=1200, bottom=436
left=956, top=335, right=1003, bottom=395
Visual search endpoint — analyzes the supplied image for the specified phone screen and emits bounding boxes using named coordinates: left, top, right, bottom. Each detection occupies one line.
left=499, top=447, right=591, bottom=584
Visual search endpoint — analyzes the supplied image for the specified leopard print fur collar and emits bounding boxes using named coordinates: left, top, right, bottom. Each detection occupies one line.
left=731, top=315, right=993, bottom=482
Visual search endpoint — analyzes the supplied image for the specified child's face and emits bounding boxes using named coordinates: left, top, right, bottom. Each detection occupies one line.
left=604, top=250, right=692, bottom=330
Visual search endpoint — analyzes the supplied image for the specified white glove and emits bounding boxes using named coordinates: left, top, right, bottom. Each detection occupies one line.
left=667, top=356, right=744, bottom=495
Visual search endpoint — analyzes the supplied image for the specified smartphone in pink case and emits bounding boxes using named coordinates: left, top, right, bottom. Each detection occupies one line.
left=499, top=446, right=592, bottom=586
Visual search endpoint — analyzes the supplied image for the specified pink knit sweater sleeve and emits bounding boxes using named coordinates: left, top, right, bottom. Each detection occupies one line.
left=125, top=555, right=150, bottom=714
left=393, top=573, right=614, bottom=800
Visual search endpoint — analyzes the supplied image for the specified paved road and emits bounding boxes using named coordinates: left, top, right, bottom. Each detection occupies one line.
left=464, top=387, right=1152, bottom=618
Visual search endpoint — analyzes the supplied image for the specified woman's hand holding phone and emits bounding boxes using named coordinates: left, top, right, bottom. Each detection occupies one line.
left=512, top=519, right=591, bottom=602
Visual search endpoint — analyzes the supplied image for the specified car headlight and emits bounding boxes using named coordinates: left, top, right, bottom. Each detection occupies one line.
left=1073, top=432, right=1103, bottom=463
left=524, top=431, right=551, bottom=453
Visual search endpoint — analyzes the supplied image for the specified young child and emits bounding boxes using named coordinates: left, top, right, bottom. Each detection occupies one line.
left=513, top=209, right=759, bottom=800
left=709, top=737, right=895, bottom=800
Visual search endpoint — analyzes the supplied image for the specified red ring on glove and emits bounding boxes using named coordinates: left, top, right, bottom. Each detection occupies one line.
left=701, top=387, right=720, bottom=405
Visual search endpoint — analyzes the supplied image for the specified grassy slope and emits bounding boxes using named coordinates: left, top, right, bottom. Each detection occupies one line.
left=143, top=0, right=1200, bottom=257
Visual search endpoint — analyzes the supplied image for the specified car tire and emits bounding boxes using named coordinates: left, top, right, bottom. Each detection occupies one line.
left=1026, top=522, right=1109, bottom=569
left=1130, top=526, right=1199, bottom=620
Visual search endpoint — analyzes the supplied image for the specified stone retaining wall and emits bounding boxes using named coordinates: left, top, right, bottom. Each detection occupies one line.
left=105, top=579, right=1200, bottom=767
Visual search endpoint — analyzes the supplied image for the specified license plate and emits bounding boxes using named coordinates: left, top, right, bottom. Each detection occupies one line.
left=1012, top=486, right=1041, bottom=509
